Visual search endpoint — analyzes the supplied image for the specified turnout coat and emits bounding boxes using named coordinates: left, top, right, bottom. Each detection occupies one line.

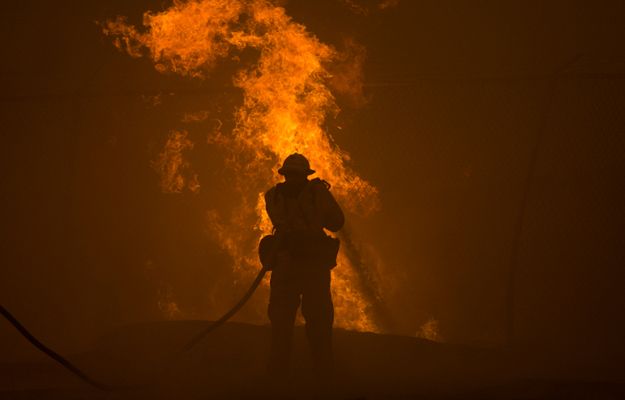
left=264, top=178, right=344, bottom=235
left=264, top=178, right=344, bottom=268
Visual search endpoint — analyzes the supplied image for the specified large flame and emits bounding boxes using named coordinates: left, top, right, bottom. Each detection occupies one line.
left=104, top=0, right=384, bottom=331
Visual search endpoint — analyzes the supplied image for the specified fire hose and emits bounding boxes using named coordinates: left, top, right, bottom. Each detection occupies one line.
left=0, top=267, right=268, bottom=392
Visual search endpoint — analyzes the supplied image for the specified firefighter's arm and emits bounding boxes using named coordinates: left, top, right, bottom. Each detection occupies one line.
left=264, top=187, right=282, bottom=229
left=312, top=179, right=345, bottom=232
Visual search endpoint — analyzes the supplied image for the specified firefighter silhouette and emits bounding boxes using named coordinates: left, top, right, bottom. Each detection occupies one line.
left=264, top=153, right=345, bottom=382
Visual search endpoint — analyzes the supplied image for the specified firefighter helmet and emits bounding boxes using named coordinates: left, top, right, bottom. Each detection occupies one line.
left=277, top=153, right=315, bottom=176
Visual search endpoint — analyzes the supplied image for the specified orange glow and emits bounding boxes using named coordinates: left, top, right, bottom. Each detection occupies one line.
left=151, top=130, right=200, bottom=194
left=416, top=317, right=443, bottom=342
left=105, top=0, right=381, bottom=331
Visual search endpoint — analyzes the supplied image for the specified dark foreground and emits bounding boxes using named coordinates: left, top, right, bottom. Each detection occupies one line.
left=1, top=321, right=623, bottom=399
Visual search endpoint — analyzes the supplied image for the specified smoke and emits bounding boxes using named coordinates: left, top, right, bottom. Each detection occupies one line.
left=329, top=38, right=370, bottom=108
left=340, top=0, right=400, bottom=16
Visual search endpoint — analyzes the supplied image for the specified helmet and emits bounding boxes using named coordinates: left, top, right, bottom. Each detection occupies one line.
left=278, top=153, right=315, bottom=176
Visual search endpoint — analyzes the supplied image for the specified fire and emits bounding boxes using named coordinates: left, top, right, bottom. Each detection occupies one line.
left=152, top=130, right=200, bottom=193
left=104, top=0, right=383, bottom=332
left=416, top=317, right=443, bottom=342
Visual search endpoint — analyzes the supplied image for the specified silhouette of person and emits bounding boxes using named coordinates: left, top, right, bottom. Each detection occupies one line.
left=264, top=153, right=345, bottom=384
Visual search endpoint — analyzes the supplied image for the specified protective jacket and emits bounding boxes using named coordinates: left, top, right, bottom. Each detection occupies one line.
left=264, top=178, right=344, bottom=235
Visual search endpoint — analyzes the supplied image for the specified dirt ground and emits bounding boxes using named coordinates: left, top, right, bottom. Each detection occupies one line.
left=1, top=321, right=623, bottom=399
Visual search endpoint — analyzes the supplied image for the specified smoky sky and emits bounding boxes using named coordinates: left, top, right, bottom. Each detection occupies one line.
left=1, top=0, right=624, bottom=379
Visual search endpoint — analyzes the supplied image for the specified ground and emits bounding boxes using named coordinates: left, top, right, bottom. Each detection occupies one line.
left=1, top=321, right=623, bottom=399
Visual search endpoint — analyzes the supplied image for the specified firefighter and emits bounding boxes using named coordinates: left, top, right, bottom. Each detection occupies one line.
left=264, top=153, right=345, bottom=383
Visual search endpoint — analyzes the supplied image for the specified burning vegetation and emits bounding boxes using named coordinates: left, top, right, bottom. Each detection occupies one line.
left=103, top=0, right=386, bottom=332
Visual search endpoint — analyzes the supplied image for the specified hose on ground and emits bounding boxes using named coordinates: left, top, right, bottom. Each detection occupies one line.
left=0, top=267, right=267, bottom=392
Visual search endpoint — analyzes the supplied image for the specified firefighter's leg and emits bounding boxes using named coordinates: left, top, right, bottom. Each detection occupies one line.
left=301, top=267, right=334, bottom=381
left=268, top=265, right=301, bottom=378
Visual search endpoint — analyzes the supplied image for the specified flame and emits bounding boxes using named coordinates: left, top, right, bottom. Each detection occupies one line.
left=182, top=110, right=211, bottom=123
left=416, top=317, right=443, bottom=342
left=105, top=0, right=383, bottom=331
left=157, top=286, right=183, bottom=320
left=151, top=130, right=200, bottom=193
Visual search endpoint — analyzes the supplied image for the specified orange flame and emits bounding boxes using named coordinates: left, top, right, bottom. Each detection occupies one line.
left=151, top=130, right=200, bottom=194
left=416, top=317, right=443, bottom=342
left=105, top=0, right=383, bottom=331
